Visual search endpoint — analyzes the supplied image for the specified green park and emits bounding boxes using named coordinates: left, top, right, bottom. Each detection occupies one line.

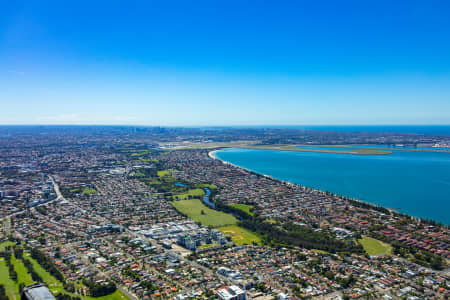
left=0, top=241, right=128, bottom=300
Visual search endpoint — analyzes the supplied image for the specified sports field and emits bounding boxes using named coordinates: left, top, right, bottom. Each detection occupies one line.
left=230, top=203, right=254, bottom=216
left=358, top=236, right=392, bottom=256
left=82, top=188, right=97, bottom=195
left=157, top=169, right=178, bottom=177
left=170, top=199, right=237, bottom=227
left=174, top=188, right=205, bottom=200
left=219, top=225, right=262, bottom=245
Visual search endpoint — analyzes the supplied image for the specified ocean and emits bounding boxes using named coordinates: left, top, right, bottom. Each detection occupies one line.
left=215, top=147, right=450, bottom=224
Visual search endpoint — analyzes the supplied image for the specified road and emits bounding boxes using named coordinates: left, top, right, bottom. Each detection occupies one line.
left=77, top=246, right=138, bottom=300
left=2, top=175, right=137, bottom=300
left=0, top=175, right=63, bottom=222
left=50, top=176, right=138, bottom=299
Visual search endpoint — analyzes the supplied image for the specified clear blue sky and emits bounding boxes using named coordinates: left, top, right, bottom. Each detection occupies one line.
left=1, top=0, right=450, bottom=126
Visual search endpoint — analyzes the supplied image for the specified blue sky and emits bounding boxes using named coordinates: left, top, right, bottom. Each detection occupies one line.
left=1, top=0, right=450, bottom=126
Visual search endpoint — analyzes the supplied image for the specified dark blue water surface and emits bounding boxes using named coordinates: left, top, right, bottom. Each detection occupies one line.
left=202, top=188, right=215, bottom=208
left=215, top=148, right=450, bottom=224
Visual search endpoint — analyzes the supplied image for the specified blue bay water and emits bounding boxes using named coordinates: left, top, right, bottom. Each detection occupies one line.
left=215, top=148, right=450, bottom=224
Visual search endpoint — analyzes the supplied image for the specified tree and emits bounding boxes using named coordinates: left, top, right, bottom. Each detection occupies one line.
left=0, top=284, right=8, bottom=300
left=82, top=279, right=116, bottom=297
left=19, top=282, right=26, bottom=294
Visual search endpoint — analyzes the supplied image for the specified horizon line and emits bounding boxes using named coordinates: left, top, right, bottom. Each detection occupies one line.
left=0, top=124, right=450, bottom=128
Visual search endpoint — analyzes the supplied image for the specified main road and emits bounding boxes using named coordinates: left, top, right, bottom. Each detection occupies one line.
left=1, top=175, right=64, bottom=221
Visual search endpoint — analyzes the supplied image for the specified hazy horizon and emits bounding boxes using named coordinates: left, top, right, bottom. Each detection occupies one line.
left=1, top=124, right=450, bottom=126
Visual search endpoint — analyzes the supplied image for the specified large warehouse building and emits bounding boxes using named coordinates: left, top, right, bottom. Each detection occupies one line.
left=21, top=283, right=56, bottom=300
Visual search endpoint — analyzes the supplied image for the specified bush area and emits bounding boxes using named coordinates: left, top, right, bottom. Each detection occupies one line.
left=240, top=218, right=365, bottom=254
left=82, top=279, right=116, bottom=297
left=392, top=243, right=445, bottom=270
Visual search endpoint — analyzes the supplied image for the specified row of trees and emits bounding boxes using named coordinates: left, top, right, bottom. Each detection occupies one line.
left=22, top=257, right=43, bottom=282
left=82, top=279, right=116, bottom=297
left=346, top=198, right=391, bottom=214
left=13, top=247, right=23, bottom=259
left=2, top=250, right=18, bottom=282
left=30, top=248, right=64, bottom=282
left=55, top=293, right=81, bottom=300
left=216, top=202, right=254, bottom=220
left=0, top=284, right=8, bottom=300
left=1, top=243, right=120, bottom=299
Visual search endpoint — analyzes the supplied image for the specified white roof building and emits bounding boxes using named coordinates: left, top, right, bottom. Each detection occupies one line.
left=217, top=285, right=246, bottom=300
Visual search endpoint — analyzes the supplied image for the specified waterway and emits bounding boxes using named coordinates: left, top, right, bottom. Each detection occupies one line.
left=215, top=147, right=450, bottom=224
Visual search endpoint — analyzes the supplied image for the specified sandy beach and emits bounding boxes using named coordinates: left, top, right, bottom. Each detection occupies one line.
left=208, top=150, right=218, bottom=159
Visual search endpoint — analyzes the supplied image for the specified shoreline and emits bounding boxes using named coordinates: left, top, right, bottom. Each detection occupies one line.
left=208, top=150, right=218, bottom=159
left=209, top=148, right=448, bottom=226
left=209, top=149, right=275, bottom=178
